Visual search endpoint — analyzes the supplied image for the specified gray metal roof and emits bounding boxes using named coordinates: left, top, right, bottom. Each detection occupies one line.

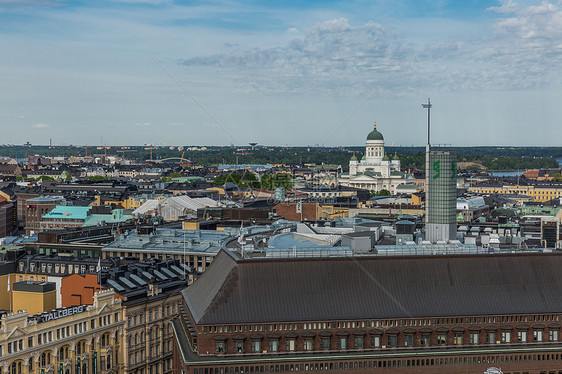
left=185, top=250, right=562, bottom=325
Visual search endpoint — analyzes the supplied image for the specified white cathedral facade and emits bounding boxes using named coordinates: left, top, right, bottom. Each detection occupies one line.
left=338, top=122, right=416, bottom=194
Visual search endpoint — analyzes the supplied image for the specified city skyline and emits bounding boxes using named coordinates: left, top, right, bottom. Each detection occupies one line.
left=1, top=0, right=561, bottom=146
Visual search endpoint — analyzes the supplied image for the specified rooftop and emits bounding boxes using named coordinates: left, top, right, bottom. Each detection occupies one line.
left=185, top=250, right=562, bottom=325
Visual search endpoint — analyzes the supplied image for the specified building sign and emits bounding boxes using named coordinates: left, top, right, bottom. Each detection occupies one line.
left=432, top=160, right=440, bottom=179
left=39, top=305, right=86, bottom=323
left=77, top=358, right=81, bottom=374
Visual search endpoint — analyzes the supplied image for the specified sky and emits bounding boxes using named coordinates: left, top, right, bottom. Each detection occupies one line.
left=1, top=0, right=562, bottom=147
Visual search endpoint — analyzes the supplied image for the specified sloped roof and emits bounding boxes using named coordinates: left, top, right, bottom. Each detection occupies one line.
left=185, top=250, right=562, bottom=325
left=132, top=199, right=160, bottom=215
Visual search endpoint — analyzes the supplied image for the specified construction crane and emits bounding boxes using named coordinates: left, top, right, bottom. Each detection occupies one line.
left=144, top=144, right=153, bottom=161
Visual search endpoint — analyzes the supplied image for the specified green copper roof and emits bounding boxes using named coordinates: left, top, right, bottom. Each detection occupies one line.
left=42, top=206, right=92, bottom=220
left=350, top=154, right=357, bottom=161
left=367, top=123, right=384, bottom=141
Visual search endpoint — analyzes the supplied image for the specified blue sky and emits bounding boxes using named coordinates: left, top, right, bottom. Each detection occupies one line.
left=1, top=0, right=561, bottom=147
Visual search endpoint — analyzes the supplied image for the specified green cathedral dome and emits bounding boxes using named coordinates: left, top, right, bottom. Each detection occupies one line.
left=367, top=121, right=384, bottom=141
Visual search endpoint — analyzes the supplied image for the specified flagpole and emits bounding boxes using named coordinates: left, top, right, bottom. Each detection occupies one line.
left=96, top=256, right=101, bottom=292
left=7, top=275, right=11, bottom=313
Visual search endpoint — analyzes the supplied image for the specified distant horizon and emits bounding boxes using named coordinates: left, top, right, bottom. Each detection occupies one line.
left=2, top=144, right=562, bottom=150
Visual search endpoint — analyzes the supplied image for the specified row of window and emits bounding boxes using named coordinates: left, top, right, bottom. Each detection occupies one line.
left=202, top=314, right=562, bottom=335
left=0, top=313, right=119, bottom=357
left=5, top=339, right=118, bottom=372
left=213, top=329, right=559, bottom=354
left=127, top=304, right=179, bottom=329
left=192, top=352, right=562, bottom=374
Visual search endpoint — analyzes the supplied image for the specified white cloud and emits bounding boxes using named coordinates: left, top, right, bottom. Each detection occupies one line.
left=487, top=0, right=518, bottom=14
left=32, top=123, right=50, bottom=128
left=135, top=122, right=151, bottom=127
left=15, top=115, right=25, bottom=119
left=179, top=5, right=562, bottom=96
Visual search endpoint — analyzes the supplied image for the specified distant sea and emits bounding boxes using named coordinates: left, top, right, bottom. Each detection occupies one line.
left=557, top=158, right=562, bottom=167
left=488, top=170, right=524, bottom=177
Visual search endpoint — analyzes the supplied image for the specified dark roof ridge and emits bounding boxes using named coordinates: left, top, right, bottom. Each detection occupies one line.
left=185, top=250, right=238, bottom=324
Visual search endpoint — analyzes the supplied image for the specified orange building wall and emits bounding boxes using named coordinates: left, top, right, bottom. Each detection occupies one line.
left=61, top=274, right=125, bottom=307
left=61, top=273, right=103, bottom=307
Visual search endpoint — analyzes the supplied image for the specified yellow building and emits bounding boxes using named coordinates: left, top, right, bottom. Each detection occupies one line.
left=11, top=281, right=57, bottom=315
left=468, top=185, right=562, bottom=202
left=1, top=273, right=51, bottom=312
left=319, top=205, right=349, bottom=219
left=0, top=289, right=124, bottom=374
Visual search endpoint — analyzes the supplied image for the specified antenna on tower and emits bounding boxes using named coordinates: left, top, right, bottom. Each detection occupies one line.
left=421, top=98, right=431, bottom=148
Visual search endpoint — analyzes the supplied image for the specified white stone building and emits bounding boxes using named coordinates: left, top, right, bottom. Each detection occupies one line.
left=338, top=122, right=415, bottom=194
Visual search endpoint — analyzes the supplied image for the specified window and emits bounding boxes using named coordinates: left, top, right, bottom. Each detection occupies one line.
left=518, top=331, right=527, bottom=342
left=371, top=336, right=380, bottom=347
left=469, top=333, right=479, bottom=344
left=453, top=333, right=463, bottom=345
left=501, top=331, right=511, bottom=343
left=420, top=335, right=430, bottom=346
left=303, top=339, right=313, bottom=351
left=235, top=341, right=244, bottom=353
left=405, top=335, right=414, bottom=347
left=533, top=330, right=543, bottom=342
left=215, top=342, right=224, bottom=353
left=283, top=339, right=295, bottom=351
left=550, top=330, right=559, bottom=341
left=320, top=338, right=330, bottom=350
left=268, top=340, right=278, bottom=352
left=41, top=352, right=50, bottom=367
left=485, top=332, right=495, bottom=344
left=354, top=336, right=363, bottom=348
left=251, top=340, right=261, bottom=353
left=388, top=335, right=397, bottom=347
left=337, top=337, right=346, bottom=349
left=437, top=334, right=446, bottom=345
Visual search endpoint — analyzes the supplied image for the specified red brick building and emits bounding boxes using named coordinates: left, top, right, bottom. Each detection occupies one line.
left=273, top=202, right=319, bottom=221
left=171, top=250, right=562, bottom=373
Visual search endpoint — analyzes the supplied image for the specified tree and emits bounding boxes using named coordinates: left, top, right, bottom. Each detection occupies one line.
left=553, top=173, right=562, bottom=181
left=260, top=173, right=293, bottom=190
left=370, top=189, right=391, bottom=197
left=86, top=176, right=109, bottom=181
left=61, top=171, right=72, bottom=181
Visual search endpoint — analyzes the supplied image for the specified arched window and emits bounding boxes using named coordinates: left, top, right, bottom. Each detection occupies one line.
left=11, top=361, right=22, bottom=374
left=77, top=341, right=85, bottom=355
left=59, top=346, right=69, bottom=361
left=82, top=363, right=87, bottom=374
left=41, top=352, right=50, bottom=367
